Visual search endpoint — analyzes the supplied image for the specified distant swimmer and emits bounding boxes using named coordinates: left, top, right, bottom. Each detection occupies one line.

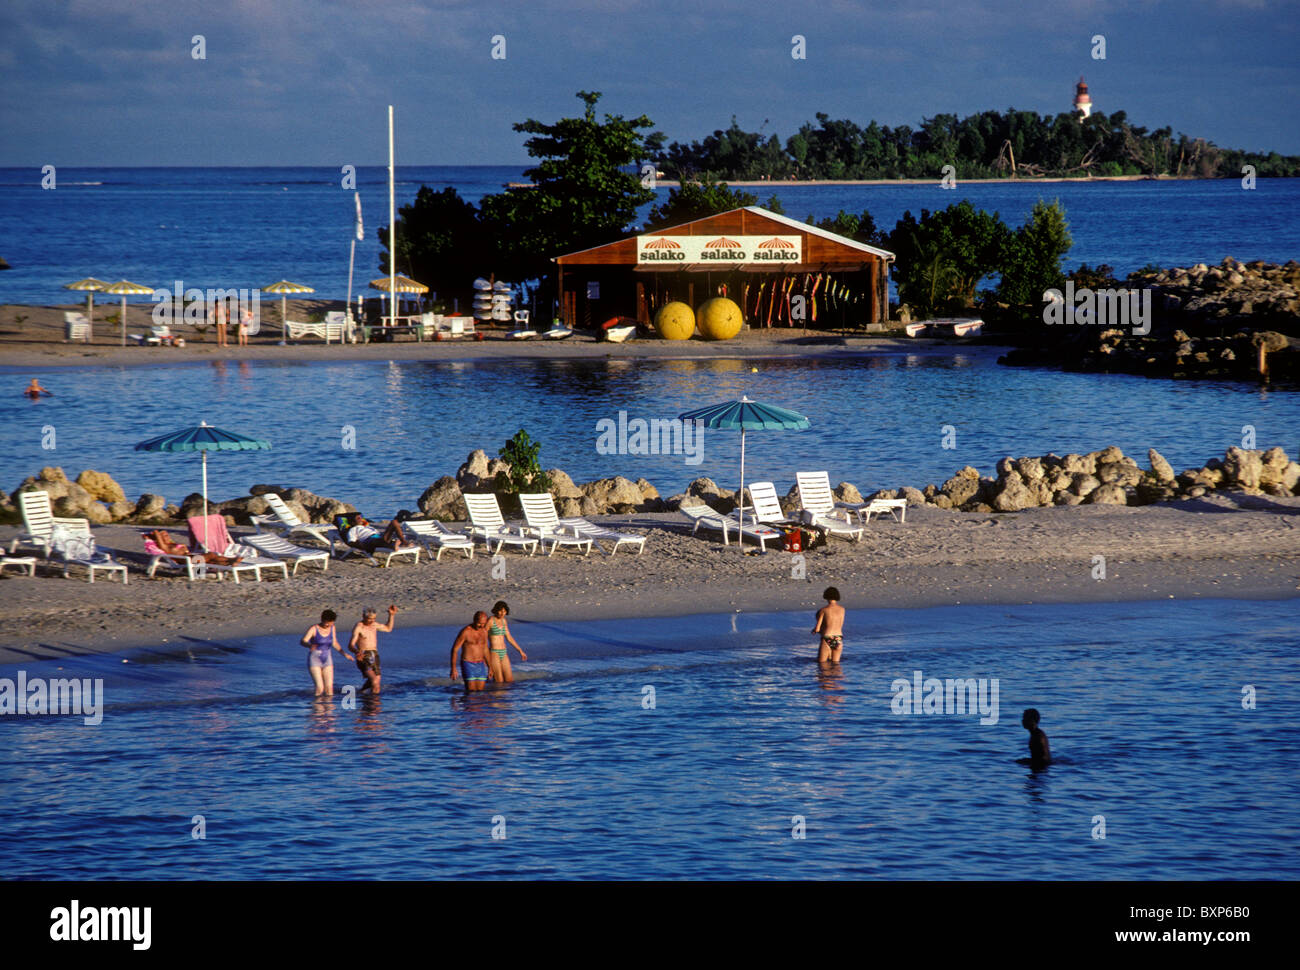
left=486, top=601, right=527, bottom=683
left=23, top=378, right=49, bottom=398
left=300, top=609, right=347, bottom=696
left=349, top=605, right=397, bottom=695
left=812, top=586, right=845, bottom=662
left=450, top=611, right=491, bottom=693
left=1022, top=708, right=1051, bottom=770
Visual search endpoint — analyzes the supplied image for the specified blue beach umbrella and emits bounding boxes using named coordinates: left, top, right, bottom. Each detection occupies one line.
left=134, top=421, right=271, bottom=549
left=678, top=396, right=810, bottom=535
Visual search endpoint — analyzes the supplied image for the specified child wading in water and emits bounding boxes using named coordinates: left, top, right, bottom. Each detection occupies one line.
left=486, top=601, right=527, bottom=683
left=812, top=587, right=846, bottom=662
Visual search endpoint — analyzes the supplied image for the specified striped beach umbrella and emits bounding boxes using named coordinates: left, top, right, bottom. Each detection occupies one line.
left=102, top=280, right=155, bottom=346
left=370, top=275, right=428, bottom=322
left=134, top=421, right=271, bottom=551
left=678, top=396, right=810, bottom=536
left=263, top=280, right=315, bottom=340
left=65, top=278, right=108, bottom=328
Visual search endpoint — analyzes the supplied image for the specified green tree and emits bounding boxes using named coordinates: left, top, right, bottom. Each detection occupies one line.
left=885, top=201, right=1013, bottom=312
left=494, top=429, right=553, bottom=506
left=811, top=208, right=884, bottom=246
left=997, top=199, right=1073, bottom=306
left=377, top=185, right=491, bottom=307
left=479, top=91, right=661, bottom=285
left=645, top=178, right=758, bottom=229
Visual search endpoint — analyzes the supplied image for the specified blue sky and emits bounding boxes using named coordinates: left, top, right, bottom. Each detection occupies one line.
left=1, top=0, right=1296, bottom=166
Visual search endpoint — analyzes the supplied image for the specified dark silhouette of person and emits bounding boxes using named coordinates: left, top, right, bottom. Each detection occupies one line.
left=1022, top=708, right=1051, bottom=770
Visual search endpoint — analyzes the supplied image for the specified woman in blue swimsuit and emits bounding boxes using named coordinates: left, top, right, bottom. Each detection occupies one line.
left=487, top=601, right=527, bottom=683
left=300, top=609, right=346, bottom=695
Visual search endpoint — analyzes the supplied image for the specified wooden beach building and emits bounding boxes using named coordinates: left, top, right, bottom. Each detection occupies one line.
left=553, top=206, right=895, bottom=332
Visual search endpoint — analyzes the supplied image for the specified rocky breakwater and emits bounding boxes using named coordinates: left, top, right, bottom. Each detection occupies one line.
left=1000, top=258, right=1300, bottom=381
left=868, top=444, right=1300, bottom=512
left=5, top=467, right=354, bottom=528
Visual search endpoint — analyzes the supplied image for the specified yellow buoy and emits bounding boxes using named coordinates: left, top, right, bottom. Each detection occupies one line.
left=654, top=301, right=696, bottom=340
left=696, top=297, right=743, bottom=341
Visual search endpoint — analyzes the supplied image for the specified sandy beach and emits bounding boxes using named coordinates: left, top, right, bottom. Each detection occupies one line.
left=3, top=494, right=1297, bottom=663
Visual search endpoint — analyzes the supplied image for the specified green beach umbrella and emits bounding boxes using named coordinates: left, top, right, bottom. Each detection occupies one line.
left=678, top=396, right=810, bottom=537
left=263, top=280, right=315, bottom=340
left=64, top=278, right=108, bottom=329
left=134, top=421, right=271, bottom=551
left=102, top=280, right=155, bottom=346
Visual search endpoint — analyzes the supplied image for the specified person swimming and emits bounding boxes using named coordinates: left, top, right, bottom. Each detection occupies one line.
left=1022, top=708, right=1051, bottom=770
left=486, top=601, right=527, bottom=683
left=300, top=609, right=347, bottom=696
left=24, top=379, right=49, bottom=398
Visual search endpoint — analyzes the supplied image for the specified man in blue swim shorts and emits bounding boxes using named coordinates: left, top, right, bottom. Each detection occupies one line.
left=450, top=611, right=491, bottom=693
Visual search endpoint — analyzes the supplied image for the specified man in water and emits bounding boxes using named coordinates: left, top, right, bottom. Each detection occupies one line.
left=24, top=378, right=49, bottom=398
left=1022, top=708, right=1051, bottom=769
left=349, top=604, right=397, bottom=694
left=450, top=612, right=491, bottom=693
left=812, top=586, right=845, bottom=662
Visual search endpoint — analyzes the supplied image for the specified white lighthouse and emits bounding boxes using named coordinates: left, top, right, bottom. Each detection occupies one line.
left=1074, top=77, right=1092, bottom=118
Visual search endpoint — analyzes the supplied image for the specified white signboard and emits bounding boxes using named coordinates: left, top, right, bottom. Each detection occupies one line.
left=636, top=234, right=802, bottom=266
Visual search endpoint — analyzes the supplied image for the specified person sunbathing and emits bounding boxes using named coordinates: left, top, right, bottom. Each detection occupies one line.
left=346, top=516, right=412, bottom=554
left=144, top=530, right=242, bottom=565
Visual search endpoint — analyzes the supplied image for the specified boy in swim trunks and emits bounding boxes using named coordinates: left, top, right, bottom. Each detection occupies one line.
left=812, top=586, right=845, bottom=662
left=349, top=604, right=397, bottom=694
left=450, top=612, right=491, bottom=693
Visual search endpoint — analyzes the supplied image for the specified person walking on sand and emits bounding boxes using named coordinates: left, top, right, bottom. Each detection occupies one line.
left=486, top=601, right=527, bottom=683
left=349, top=605, right=397, bottom=694
left=211, top=297, right=229, bottom=348
left=812, top=586, right=845, bottom=662
left=1021, top=708, right=1051, bottom=770
left=301, top=609, right=347, bottom=696
left=237, top=307, right=254, bottom=347
left=450, top=612, right=492, bottom=693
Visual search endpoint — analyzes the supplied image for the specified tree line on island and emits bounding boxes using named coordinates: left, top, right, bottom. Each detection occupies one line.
left=381, top=91, right=1286, bottom=325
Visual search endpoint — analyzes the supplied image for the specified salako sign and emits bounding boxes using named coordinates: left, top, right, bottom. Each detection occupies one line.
left=636, top=234, right=802, bottom=265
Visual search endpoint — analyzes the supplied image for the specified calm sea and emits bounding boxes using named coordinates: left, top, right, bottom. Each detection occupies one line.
left=1, top=600, right=1295, bottom=880
left=1, top=351, right=1297, bottom=513
left=1, top=167, right=1298, bottom=306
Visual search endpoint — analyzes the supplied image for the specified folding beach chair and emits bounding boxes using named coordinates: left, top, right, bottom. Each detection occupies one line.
left=187, top=515, right=289, bottom=581
left=518, top=494, right=593, bottom=556
left=463, top=495, right=538, bottom=555
left=794, top=472, right=866, bottom=541
left=243, top=533, right=330, bottom=575
left=49, top=523, right=127, bottom=584
left=680, top=503, right=782, bottom=551
left=403, top=519, right=475, bottom=560
left=12, top=490, right=91, bottom=559
left=331, top=513, right=421, bottom=567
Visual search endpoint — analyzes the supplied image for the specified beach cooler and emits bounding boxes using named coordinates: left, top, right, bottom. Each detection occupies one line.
left=781, top=527, right=803, bottom=553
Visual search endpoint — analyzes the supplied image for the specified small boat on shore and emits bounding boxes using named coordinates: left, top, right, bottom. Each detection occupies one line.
left=604, top=325, right=636, bottom=343
left=905, top=318, right=983, bottom=338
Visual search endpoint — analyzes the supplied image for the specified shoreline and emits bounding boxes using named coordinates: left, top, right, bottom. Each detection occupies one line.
left=655, top=174, right=1200, bottom=187
left=3, top=500, right=1298, bottom=663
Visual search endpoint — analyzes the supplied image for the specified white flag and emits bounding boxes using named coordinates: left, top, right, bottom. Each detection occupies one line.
left=354, top=192, right=364, bottom=241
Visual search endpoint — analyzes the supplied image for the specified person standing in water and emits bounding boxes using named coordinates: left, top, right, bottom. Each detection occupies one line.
left=486, top=601, right=527, bottom=683
left=300, top=609, right=347, bottom=696
left=450, top=612, right=491, bottom=692
left=24, top=378, right=50, bottom=398
left=349, top=605, right=397, bottom=695
left=812, top=587, right=845, bottom=662
left=1022, top=709, right=1051, bottom=769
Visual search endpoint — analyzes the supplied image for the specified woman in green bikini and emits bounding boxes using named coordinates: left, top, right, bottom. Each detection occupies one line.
left=487, top=601, right=527, bottom=683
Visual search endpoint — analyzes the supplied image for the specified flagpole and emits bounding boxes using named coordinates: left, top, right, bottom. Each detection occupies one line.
left=388, top=104, right=396, bottom=334
left=347, top=191, right=361, bottom=341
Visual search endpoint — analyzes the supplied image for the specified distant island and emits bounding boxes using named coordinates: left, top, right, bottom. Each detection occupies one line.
left=656, top=108, right=1300, bottom=181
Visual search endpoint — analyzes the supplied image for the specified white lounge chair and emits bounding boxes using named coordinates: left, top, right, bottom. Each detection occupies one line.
left=250, top=493, right=338, bottom=552
left=0, top=555, right=37, bottom=576
left=12, top=490, right=91, bottom=559
left=332, top=514, right=421, bottom=567
left=556, top=516, right=646, bottom=555
left=49, top=523, right=127, bottom=584
left=403, top=519, right=475, bottom=560
left=519, top=494, right=594, bottom=556
left=243, top=533, right=330, bottom=575
left=142, top=532, right=226, bottom=582
left=63, top=312, right=91, bottom=342
left=509, top=310, right=539, bottom=339
left=858, top=497, right=908, bottom=524
left=734, top=481, right=791, bottom=527
left=463, top=494, right=539, bottom=555
left=680, top=502, right=782, bottom=551
left=794, top=472, right=865, bottom=541
left=188, top=515, right=290, bottom=582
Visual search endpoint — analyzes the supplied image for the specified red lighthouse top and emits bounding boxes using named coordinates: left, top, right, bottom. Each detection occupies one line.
left=1074, top=77, right=1091, bottom=104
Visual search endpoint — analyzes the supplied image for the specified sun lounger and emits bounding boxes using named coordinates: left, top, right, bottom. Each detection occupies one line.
left=285, top=320, right=346, bottom=342
left=795, top=472, right=865, bottom=541
left=556, top=517, right=646, bottom=555
left=857, top=498, right=908, bottom=524
left=250, top=493, right=339, bottom=552
left=50, top=523, right=127, bottom=584
left=63, top=312, right=91, bottom=342
left=463, top=495, right=539, bottom=555
left=331, top=513, right=421, bottom=567
left=142, top=533, right=229, bottom=581
left=519, top=494, right=594, bottom=556
left=403, top=519, right=475, bottom=560
left=12, top=491, right=92, bottom=559
left=0, top=555, right=37, bottom=576
left=680, top=502, right=783, bottom=551
left=187, top=515, right=290, bottom=581
left=733, top=481, right=791, bottom=527
left=243, top=534, right=330, bottom=574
